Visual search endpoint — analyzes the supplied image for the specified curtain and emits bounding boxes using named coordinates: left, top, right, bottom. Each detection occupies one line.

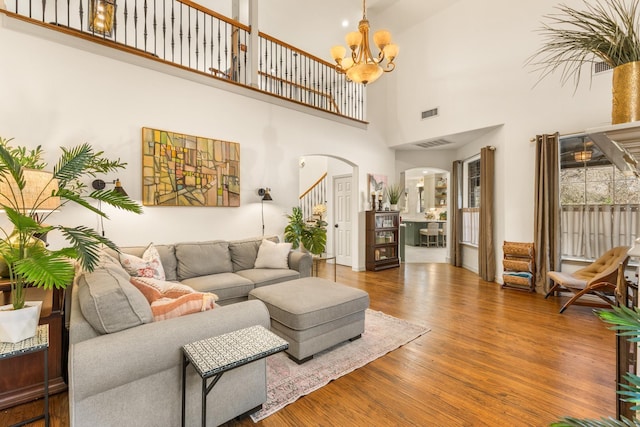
left=534, top=133, right=560, bottom=294
left=478, top=146, right=495, bottom=281
left=561, top=204, right=640, bottom=259
left=450, top=160, right=463, bottom=267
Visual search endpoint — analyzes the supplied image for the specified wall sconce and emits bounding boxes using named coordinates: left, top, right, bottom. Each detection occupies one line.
left=258, top=188, right=273, bottom=236
left=92, top=178, right=129, bottom=236
left=92, top=178, right=128, bottom=196
left=89, top=0, right=116, bottom=37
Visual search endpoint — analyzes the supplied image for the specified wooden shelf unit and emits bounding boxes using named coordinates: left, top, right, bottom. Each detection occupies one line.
left=0, top=281, right=67, bottom=410
left=502, top=241, right=535, bottom=292
left=366, top=211, right=400, bottom=271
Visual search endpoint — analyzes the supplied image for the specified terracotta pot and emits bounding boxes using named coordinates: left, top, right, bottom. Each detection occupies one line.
left=0, top=301, right=42, bottom=343
left=612, top=61, right=640, bottom=124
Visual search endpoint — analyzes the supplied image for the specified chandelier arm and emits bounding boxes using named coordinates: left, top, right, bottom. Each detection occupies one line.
left=382, top=62, right=396, bottom=73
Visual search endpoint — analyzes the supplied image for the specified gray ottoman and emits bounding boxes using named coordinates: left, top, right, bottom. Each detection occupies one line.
left=248, top=277, right=370, bottom=363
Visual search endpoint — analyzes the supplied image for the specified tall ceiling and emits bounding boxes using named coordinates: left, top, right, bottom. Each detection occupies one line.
left=203, top=0, right=458, bottom=66
left=256, top=0, right=460, bottom=60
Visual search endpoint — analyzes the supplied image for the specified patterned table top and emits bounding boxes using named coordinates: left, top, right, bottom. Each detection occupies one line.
left=182, top=325, right=289, bottom=378
left=0, top=324, right=49, bottom=359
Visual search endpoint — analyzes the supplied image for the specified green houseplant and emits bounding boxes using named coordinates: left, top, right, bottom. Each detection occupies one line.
left=552, top=305, right=640, bottom=427
left=527, top=0, right=640, bottom=123
left=284, top=206, right=328, bottom=255
left=0, top=136, right=142, bottom=341
left=385, top=183, right=402, bottom=210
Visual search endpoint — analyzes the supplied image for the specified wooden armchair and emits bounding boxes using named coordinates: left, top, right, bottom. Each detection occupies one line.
left=545, top=246, right=630, bottom=313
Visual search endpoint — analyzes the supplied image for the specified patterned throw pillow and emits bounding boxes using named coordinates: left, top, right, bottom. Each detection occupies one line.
left=129, top=276, right=217, bottom=321
left=254, top=239, right=292, bottom=269
left=119, top=243, right=166, bottom=280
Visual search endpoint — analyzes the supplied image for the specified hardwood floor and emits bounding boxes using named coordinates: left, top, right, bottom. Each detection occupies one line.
left=0, top=263, right=616, bottom=426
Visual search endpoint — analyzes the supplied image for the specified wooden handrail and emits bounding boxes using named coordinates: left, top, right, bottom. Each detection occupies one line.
left=258, top=71, right=339, bottom=114
left=300, top=173, right=328, bottom=200
left=259, top=31, right=336, bottom=69
left=176, top=0, right=251, bottom=32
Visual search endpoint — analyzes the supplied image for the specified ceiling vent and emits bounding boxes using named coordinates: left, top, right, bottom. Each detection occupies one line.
left=593, top=61, right=613, bottom=75
left=415, top=139, right=452, bottom=149
left=421, top=107, right=439, bottom=120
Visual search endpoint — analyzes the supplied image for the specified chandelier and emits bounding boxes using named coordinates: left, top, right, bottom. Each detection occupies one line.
left=330, top=0, right=399, bottom=85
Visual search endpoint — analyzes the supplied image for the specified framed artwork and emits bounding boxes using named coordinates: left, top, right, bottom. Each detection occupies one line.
left=368, top=173, right=387, bottom=198
left=142, top=127, right=240, bottom=207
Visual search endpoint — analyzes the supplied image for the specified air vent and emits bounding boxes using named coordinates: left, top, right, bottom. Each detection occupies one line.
left=421, top=107, right=439, bottom=120
left=594, top=61, right=613, bottom=75
left=415, top=139, right=452, bottom=149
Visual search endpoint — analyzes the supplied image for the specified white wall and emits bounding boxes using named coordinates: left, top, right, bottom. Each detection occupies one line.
left=385, top=0, right=614, bottom=281
left=0, top=22, right=396, bottom=270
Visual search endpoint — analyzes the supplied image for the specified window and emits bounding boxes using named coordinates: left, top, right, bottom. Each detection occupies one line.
left=560, top=134, right=640, bottom=260
left=462, top=157, right=481, bottom=246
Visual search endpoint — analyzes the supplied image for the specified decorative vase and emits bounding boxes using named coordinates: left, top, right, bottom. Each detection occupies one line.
left=0, top=301, right=42, bottom=343
left=612, top=61, right=640, bottom=124
left=390, top=204, right=398, bottom=211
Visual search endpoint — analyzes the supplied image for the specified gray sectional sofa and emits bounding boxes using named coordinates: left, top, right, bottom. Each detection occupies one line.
left=67, top=236, right=312, bottom=427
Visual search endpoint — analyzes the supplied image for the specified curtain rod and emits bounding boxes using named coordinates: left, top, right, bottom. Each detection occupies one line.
left=459, top=146, right=496, bottom=163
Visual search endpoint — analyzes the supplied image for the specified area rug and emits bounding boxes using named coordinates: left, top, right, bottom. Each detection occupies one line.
left=250, top=309, right=430, bottom=422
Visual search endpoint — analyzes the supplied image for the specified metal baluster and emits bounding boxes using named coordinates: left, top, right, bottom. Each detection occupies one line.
left=162, top=0, right=166, bottom=59
left=202, top=13, right=206, bottom=73
left=133, top=0, right=138, bottom=48
left=179, top=3, right=183, bottom=65
left=153, top=0, right=157, bottom=55
left=79, top=0, right=83, bottom=31
left=123, top=0, right=128, bottom=45
left=41, top=0, right=45, bottom=22
left=194, top=11, right=199, bottom=70
left=143, top=0, right=148, bottom=51
left=170, top=0, right=175, bottom=61
left=209, top=16, right=214, bottom=76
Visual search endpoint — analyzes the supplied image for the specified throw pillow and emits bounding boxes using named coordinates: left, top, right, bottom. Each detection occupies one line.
left=254, top=239, right=292, bottom=269
left=129, top=276, right=217, bottom=321
left=150, top=293, right=217, bottom=321
left=119, top=243, right=166, bottom=280
left=77, top=253, right=153, bottom=334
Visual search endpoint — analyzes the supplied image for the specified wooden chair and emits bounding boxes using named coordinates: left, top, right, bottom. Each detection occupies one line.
left=545, top=246, right=630, bottom=313
left=419, top=223, right=440, bottom=247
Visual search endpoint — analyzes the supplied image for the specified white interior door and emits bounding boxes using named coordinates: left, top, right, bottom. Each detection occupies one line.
left=334, top=175, right=352, bottom=266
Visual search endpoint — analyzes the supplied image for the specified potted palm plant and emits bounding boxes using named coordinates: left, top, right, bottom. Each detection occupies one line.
left=284, top=206, right=328, bottom=255
left=527, top=0, right=640, bottom=124
left=385, top=183, right=402, bottom=211
left=0, top=136, right=142, bottom=342
left=552, top=305, right=640, bottom=427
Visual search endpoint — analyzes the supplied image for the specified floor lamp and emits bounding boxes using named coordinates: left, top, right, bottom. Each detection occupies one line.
left=258, top=188, right=272, bottom=236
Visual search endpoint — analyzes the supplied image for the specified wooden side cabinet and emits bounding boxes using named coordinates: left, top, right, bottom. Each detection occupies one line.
left=0, top=281, right=67, bottom=410
left=366, top=211, right=400, bottom=271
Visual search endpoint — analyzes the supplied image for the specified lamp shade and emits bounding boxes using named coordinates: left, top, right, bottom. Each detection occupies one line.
left=345, top=31, right=363, bottom=49
left=373, top=30, right=391, bottom=48
left=346, top=62, right=384, bottom=85
left=113, top=179, right=128, bottom=197
left=331, top=45, right=346, bottom=61
left=0, top=169, right=59, bottom=212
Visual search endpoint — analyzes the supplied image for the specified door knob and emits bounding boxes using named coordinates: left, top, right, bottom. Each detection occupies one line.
left=334, top=224, right=339, bottom=228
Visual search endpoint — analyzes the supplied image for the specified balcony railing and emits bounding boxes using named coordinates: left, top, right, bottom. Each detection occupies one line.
left=2, top=0, right=365, bottom=122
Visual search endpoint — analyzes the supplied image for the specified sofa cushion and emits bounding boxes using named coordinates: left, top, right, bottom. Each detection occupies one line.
left=229, top=236, right=278, bottom=272
left=181, top=273, right=254, bottom=302
left=119, top=243, right=166, bottom=280
left=254, top=239, right=292, bottom=269
left=109, top=244, right=178, bottom=282
left=236, top=269, right=299, bottom=287
left=175, top=241, right=233, bottom=280
left=76, top=254, right=153, bottom=334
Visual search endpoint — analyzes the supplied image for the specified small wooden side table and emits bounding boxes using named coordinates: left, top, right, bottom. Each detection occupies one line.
left=0, top=324, right=49, bottom=427
left=181, top=325, right=288, bottom=427
left=312, top=254, right=337, bottom=282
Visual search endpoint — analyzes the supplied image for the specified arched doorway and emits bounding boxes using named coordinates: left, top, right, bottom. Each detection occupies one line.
left=298, top=154, right=359, bottom=270
left=401, top=167, right=449, bottom=263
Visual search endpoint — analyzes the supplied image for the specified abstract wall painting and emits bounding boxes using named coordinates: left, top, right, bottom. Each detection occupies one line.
left=142, top=127, right=240, bottom=207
